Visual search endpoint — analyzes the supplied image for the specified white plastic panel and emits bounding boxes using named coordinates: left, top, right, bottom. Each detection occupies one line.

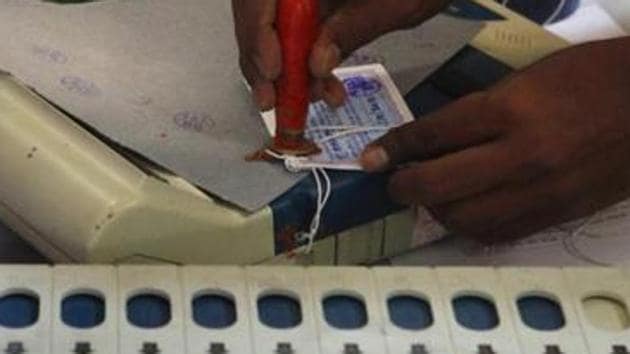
left=0, top=265, right=52, bottom=354
left=435, top=267, right=522, bottom=354
left=182, top=266, right=253, bottom=354
left=117, top=266, right=186, bottom=354
left=245, top=266, right=320, bottom=354
left=52, top=265, right=118, bottom=354
left=0, top=264, right=628, bottom=354
left=564, top=267, right=630, bottom=353
left=372, top=267, right=454, bottom=354
left=499, top=267, right=589, bottom=353
left=308, top=267, right=388, bottom=354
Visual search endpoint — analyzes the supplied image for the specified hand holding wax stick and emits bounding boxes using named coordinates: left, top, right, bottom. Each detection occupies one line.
left=272, top=0, right=321, bottom=155
left=248, top=0, right=321, bottom=160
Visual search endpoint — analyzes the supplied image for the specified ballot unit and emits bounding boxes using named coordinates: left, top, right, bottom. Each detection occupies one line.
left=0, top=265, right=629, bottom=353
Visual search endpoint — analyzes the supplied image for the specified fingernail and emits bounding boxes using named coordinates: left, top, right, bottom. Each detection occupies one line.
left=360, top=146, right=390, bottom=172
left=255, top=91, right=274, bottom=111
left=253, top=53, right=281, bottom=81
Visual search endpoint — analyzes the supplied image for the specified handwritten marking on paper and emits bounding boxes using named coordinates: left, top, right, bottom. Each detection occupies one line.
left=343, top=76, right=383, bottom=97
left=409, top=28, right=439, bottom=50
left=344, top=51, right=386, bottom=66
left=59, top=76, right=101, bottom=97
left=173, top=111, right=216, bottom=133
left=31, top=45, right=68, bottom=64
left=129, top=94, right=153, bottom=107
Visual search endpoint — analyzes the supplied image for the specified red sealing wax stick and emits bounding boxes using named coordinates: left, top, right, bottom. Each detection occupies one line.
left=271, top=0, right=321, bottom=156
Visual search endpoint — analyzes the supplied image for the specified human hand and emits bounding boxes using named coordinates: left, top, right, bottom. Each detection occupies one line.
left=361, top=38, right=630, bottom=243
left=232, top=0, right=449, bottom=110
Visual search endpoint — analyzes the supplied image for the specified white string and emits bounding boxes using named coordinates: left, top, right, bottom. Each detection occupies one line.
left=295, top=167, right=332, bottom=253
left=316, top=126, right=392, bottom=144
left=265, top=150, right=332, bottom=253
left=497, top=0, right=567, bottom=26
left=267, top=124, right=397, bottom=253
left=306, top=125, right=374, bottom=132
left=264, top=149, right=310, bottom=173
left=562, top=212, right=611, bottom=266
left=544, top=0, right=567, bottom=25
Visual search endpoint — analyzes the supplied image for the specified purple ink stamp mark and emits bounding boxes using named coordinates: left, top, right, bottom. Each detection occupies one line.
left=59, top=76, right=101, bottom=97
left=129, top=94, right=153, bottom=107
left=343, top=76, right=383, bottom=97
left=173, top=111, right=215, bottom=133
left=344, top=51, right=386, bottom=66
left=32, top=45, right=68, bottom=65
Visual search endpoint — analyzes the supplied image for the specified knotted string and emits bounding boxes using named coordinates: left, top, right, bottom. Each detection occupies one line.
left=264, top=149, right=331, bottom=253
left=268, top=124, right=396, bottom=253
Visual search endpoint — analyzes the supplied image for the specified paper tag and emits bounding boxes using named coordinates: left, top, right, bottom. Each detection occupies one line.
left=262, top=64, right=414, bottom=171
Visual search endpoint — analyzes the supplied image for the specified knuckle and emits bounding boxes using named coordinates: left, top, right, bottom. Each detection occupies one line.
left=388, top=120, right=442, bottom=161
left=459, top=91, right=510, bottom=133
left=505, top=140, right=554, bottom=179
left=248, top=32, right=267, bottom=60
left=416, top=124, right=441, bottom=157
left=237, top=30, right=267, bottom=61
left=529, top=138, right=571, bottom=173
left=481, top=92, right=518, bottom=128
left=382, top=124, right=416, bottom=161
left=414, top=169, right=448, bottom=202
left=508, top=130, right=574, bottom=178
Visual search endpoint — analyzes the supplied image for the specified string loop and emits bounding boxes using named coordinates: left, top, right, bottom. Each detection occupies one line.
left=268, top=124, right=397, bottom=253
left=265, top=149, right=331, bottom=253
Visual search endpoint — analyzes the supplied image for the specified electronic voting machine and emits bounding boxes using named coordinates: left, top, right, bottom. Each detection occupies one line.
left=0, top=265, right=629, bottom=353
left=0, top=0, right=568, bottom=264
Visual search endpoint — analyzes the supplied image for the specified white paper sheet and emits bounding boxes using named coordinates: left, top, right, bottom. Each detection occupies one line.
left=394, top=199, right=630, bottom=267
left=546, top=4, right=627, bottom=44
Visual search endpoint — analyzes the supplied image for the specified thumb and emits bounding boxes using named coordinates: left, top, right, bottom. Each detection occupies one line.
left=360, top=93, right=500, bottom=172
left=310, top=0, right=446, bottom=78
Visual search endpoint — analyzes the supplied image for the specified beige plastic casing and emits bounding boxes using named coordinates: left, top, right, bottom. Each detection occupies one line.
left=0, top=72, right=417, bottom=265
left=471, top=0, right=568, bottom=69
left=0, top=74, right=275, bottom=264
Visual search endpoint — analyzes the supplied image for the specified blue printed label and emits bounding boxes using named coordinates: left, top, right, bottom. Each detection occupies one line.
left=262, top=64, right=414, bottom=171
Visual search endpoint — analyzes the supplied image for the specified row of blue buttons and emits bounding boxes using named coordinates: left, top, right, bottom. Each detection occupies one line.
left=0, top=291, right=566, bottom=332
